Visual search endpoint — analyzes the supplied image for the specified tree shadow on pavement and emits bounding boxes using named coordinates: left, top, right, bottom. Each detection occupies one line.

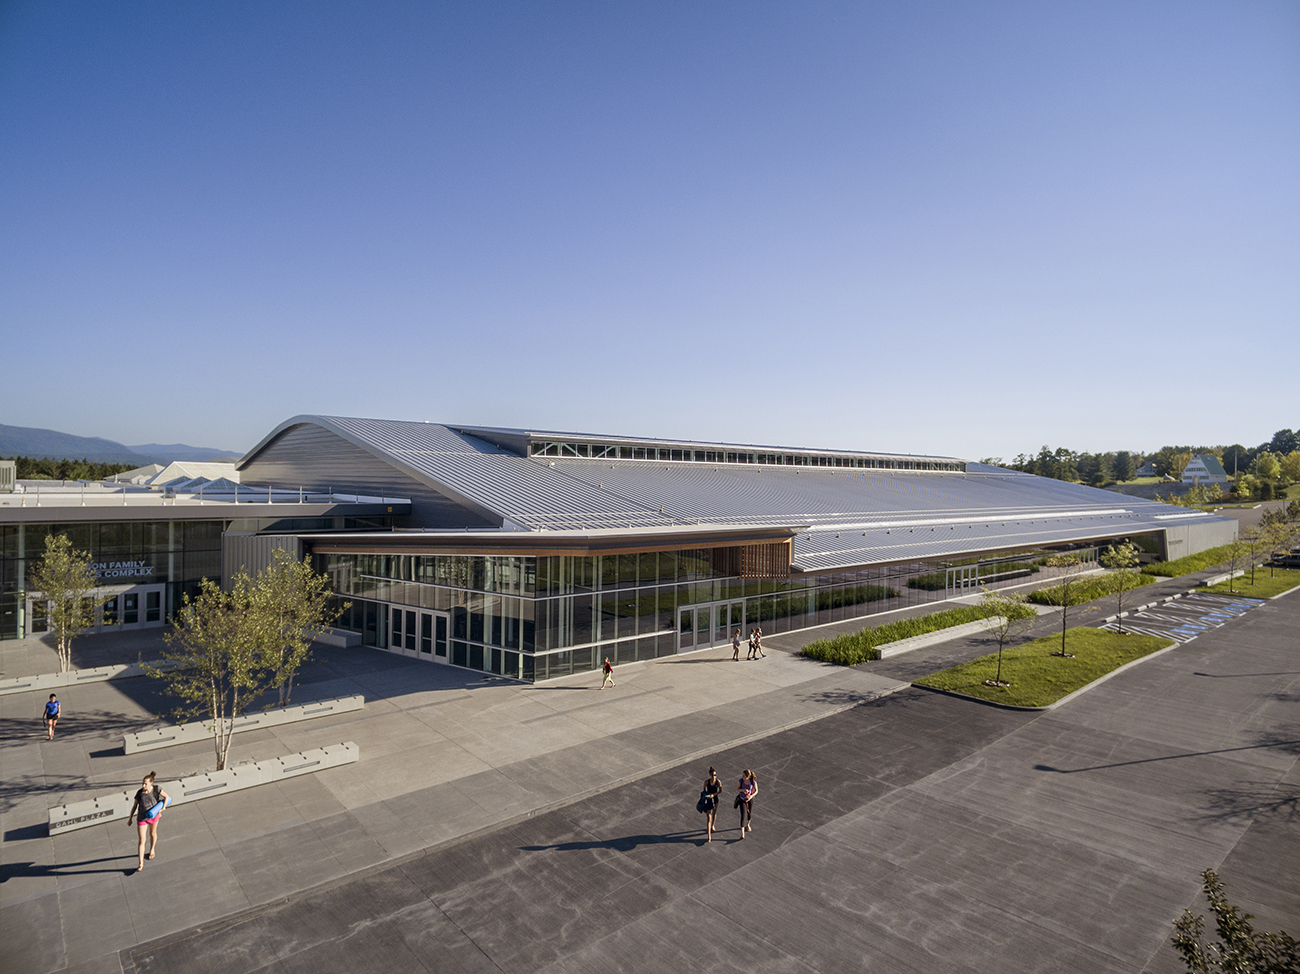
left=1200, top=779, right=1300, bottom=824
left=0, top=709, right=158, bottom=749
left=0, top=770, right=145, bottom=816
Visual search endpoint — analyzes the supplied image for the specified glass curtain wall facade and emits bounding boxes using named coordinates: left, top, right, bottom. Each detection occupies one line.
left=318, top=543, right=1114, bottom=682
left=0, top=520, right=226, bottom=640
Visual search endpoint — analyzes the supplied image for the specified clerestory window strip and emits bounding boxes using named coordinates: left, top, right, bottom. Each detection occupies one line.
left=529, top=441, right=962, bottom=472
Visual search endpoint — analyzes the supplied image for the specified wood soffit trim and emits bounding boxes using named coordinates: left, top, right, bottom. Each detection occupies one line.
left=310, top=535, right=794, bottom=558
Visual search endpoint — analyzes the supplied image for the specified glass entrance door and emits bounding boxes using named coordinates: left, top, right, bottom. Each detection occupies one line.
left=679, top=601, right=749, bottom=652
left=391, top=606, right=450, bottom=662
left=417, top=610, right=450, bottom=661
left=391, top=607, right=419, bottom=658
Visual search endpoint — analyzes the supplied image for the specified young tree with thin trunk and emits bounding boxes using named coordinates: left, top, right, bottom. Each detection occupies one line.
left=1171, top=869, right=1299, bottom=973
left=253, top=548, right=342, bottom=707
left=978, top=586, right=1034, bottom=687
left=1044, top=553, right=1090, bottom=657
left=1099, top=541, right=1142, bottom=633
left=149, top=575, right=273, bottom=771
left=28, top=534, right=103, bottom=673
left=1241, top=525, right=1266, bottom=586
left=1222, top=538, right=1249, bottom=594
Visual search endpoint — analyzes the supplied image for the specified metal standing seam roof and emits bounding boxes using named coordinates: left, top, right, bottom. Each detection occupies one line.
left=238, top=417, right=1233, bottom=570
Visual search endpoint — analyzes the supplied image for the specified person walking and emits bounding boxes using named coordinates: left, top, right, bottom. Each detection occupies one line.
left=731, top=628, right=742, bottom=661
left=754, top=628, right=765, bottom=658
left=746, top=628, right=757, bottom=660
left=127, top=772, right=170, bottom=873
left=600, top=656, right=615, bottom=689
left=43, top=693, right=61, bottom=740
left=699, top=767, right=723, bottom=842
left=737, top=769, right=758, bottom=836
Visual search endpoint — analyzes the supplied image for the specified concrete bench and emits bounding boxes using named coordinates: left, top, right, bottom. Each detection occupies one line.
left=47, top=742, right=359, bottom=835
left=123, top=694, right=364, bottom=753
left=875, top=617, right=1007, bottom=659
left=0, top=659, right=179, bottom=697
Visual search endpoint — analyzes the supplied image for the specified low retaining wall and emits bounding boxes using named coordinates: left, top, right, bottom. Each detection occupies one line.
left=47, top=742, right=359, bottom=835
left=123, top=694, right=365, bottom=754
left=315, top=628, right=361, bottom=648
left=0, top=659, right=178, bottom=697
left=876, top=617, right=1006, bottom=659
left=1201, top=569, right=1246, bottom=587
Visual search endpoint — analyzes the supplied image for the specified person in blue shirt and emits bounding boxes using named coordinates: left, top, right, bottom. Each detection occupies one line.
left=43, top=694, right=60, bottom=740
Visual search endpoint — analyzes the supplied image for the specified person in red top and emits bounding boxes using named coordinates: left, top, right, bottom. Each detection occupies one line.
left=600, top=656, right=615, bottom=689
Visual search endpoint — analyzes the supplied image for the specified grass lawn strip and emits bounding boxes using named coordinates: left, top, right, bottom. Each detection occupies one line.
left=1199, top=569, right=1300, bottom=600
left=913, top=627, right=1175, bottom=708
left=1028, top=570, right=1156, bottom=605
left=800, top=602, right=1037, bottom=666
left=1142, top=544, right=1236, bottom=578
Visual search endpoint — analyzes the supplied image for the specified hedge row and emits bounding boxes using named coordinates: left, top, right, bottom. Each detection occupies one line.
left=1027, top=571, right=1156, bottom=606
left=800, top=602, right=1037, bottom=667
left=1141, top=544, right=1236, bottom=578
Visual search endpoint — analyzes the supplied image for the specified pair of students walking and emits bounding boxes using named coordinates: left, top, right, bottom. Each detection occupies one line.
left=730, top=627, right=764, bottom=661
left=697, top=766, right=758, bottom=842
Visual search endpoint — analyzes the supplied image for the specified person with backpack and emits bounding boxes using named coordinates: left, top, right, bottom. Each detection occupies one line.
left=127, top=771, right=171, bottom=873
left=43, top=693, right=60, bottom=740
left=697, top=767, right=723, bottom=842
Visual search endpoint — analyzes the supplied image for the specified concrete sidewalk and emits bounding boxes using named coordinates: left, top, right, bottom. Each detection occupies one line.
left=0, top=561, right=1267, bottom=974
left=0, top=624, right=906, bottom=974
left=98, top=588, right=1300, bottom=974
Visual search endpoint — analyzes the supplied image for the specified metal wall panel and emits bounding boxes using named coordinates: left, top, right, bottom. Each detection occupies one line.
left=239, top=423, right=499, bottom=529
left=222, top=533, right=302, bottom=588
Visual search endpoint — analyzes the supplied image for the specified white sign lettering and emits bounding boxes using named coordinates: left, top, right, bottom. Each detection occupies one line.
left=91, top=561, right=155, bottom=579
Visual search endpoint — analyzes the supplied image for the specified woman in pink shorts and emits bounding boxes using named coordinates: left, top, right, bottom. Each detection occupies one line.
left=127, top=771, right=171, bottom=873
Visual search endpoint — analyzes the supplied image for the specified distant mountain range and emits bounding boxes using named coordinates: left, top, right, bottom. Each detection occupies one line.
left=0, top=423, right=241, bottom=465
left=127, top=443, right=243, bottom=463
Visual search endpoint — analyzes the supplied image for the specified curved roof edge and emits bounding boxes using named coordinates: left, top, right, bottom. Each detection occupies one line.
left=236, top=415, right=506, bottom=528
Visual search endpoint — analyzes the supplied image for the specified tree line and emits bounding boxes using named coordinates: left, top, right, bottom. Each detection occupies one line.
left=981, top=428, right=1300, bottom=491
left=2, top=456, right=138, bottom=481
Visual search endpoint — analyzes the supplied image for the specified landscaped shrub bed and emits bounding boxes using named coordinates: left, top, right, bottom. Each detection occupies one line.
left=913, top=627, right=1174, bottom=707
left=800, top=602, right=1037, bottom=666
left=1027, top=571, right=1156, bottom=606
left=1141, top=544, right=1236, bottom=578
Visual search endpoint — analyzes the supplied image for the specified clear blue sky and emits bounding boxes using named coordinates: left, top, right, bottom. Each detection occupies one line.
left=2, top=1, right=1296, bottom=460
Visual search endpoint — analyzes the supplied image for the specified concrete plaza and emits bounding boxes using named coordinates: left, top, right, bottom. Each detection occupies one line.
left=1, top=573, right=1296, bottom=973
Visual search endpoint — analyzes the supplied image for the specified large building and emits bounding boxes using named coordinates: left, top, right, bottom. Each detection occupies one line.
left=3, top=416, right=1237, bottom=679
left=233, top=416, right=1235, bottom=680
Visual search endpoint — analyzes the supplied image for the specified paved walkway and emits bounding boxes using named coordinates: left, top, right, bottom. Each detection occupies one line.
left=107, top=589, right=1300, bottom=974
left=1, top=564, right=1290, bottom=973
left=1, top=626, right=906, bottom=973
